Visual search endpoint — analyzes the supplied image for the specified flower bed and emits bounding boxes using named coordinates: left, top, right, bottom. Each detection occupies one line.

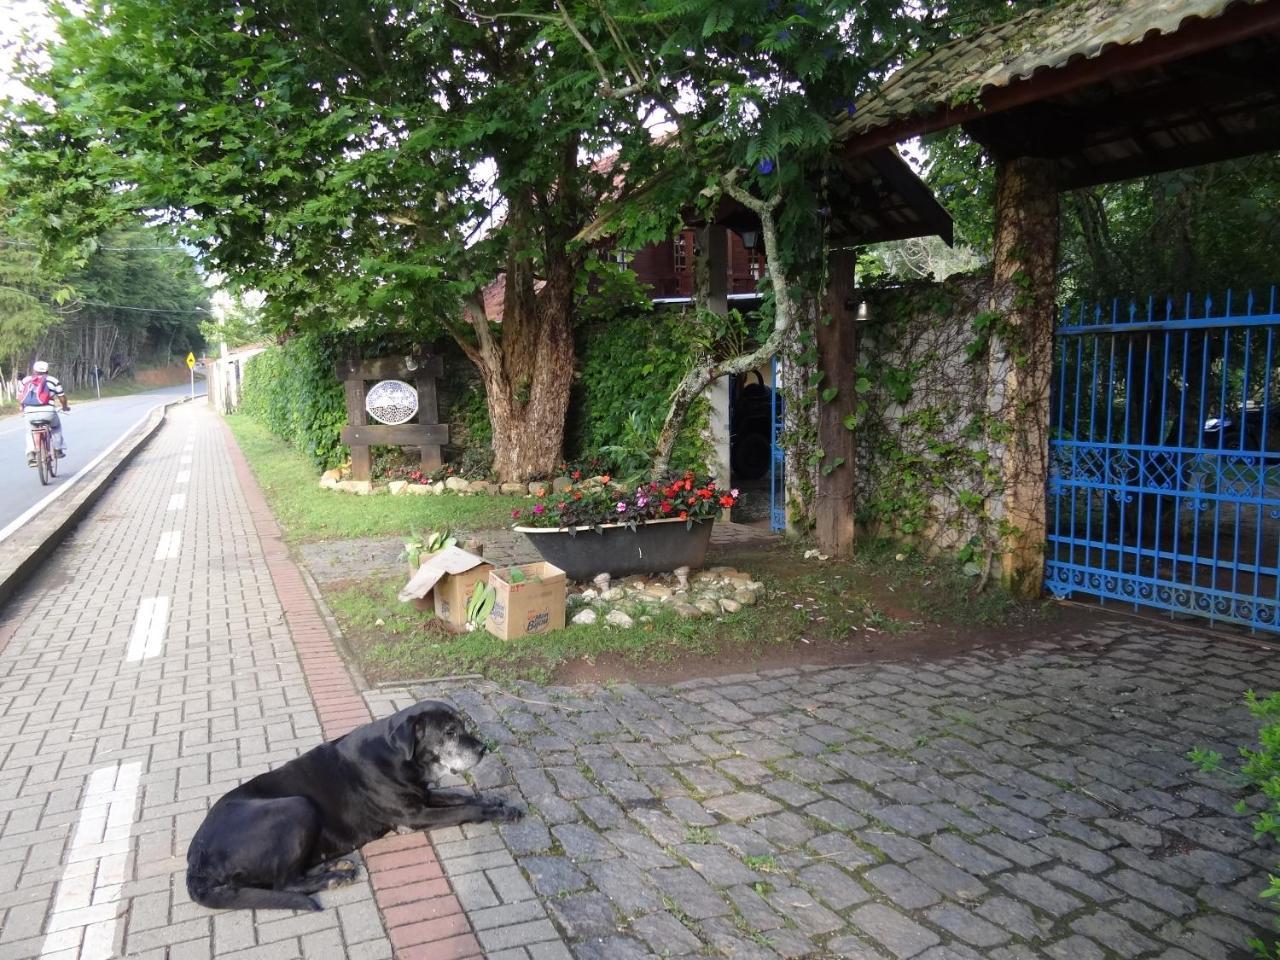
left=511, top=471, right=738, bottom=528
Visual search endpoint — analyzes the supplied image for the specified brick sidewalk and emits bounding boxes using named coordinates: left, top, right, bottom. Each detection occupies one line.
left=0, top=404, right=399, bottom=959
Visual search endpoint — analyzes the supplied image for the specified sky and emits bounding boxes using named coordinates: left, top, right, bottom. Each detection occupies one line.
left=0, top=0, right=58, bottom=102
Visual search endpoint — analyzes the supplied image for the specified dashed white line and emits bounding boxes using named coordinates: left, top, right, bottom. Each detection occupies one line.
left=167, top=493, right=185, bottom=511
left=175, top=470, right=190, bottom=484
left=41, top=761, right=142, bottom=959
left=126, top=596, right=170, bottom=662
left=153, top=531, right=181, bottom=561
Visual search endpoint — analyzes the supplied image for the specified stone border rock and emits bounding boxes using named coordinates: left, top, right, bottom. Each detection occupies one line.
left=318, top=471, right=595, bottom=498
left=566, top=566, right=765, bottom=627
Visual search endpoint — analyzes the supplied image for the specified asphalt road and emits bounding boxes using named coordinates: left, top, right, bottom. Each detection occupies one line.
left=0, top=381, right=206, bottom=537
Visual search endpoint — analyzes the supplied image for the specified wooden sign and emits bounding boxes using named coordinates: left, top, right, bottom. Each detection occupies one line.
left=337, top=351, right=448, bottom=481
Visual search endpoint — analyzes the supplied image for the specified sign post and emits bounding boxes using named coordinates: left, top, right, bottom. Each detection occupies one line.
left=186, top=352, right=196, bottom=400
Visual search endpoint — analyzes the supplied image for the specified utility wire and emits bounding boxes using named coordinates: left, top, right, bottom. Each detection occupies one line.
left=72, top=300, right=212, bottom=315
left=0, top=237, right=191, bottom=253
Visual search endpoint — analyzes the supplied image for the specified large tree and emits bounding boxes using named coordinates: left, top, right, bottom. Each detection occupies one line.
left=2, top=0, right=624, bottom=481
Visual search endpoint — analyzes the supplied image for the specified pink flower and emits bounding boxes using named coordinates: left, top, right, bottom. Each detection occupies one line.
left=730, top=488, right=740, bottom=498
left=533, top=503, right=545, bottom=515
left=636, top=495, right=649, bottom=508
left=616, top=501, right=627, bottom=513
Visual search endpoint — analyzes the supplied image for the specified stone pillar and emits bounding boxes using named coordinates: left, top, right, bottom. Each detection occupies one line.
left=700, top=225, right=733, bottom=508
left=988, top=156, right=1060, bottom=596
left=815, top=248, right=859, bottom=558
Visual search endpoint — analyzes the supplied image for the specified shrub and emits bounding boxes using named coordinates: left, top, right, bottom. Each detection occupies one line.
left=573, top=309, right=712, bottom=473
left=1192, top=690, right=1280, bottom=957
left=239, top=333, right=347, bottom=470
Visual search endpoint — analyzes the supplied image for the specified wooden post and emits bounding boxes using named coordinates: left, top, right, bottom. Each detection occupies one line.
left=815, top=248, right=859, bottom=558
left=343, top=350, right=373, bottom=481
left=416, top=365, right=442, bottom=472
left=989, top=156, right=1060, bottom=596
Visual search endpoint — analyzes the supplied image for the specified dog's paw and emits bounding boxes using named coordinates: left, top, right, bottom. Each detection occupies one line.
left=485, top=801, right=525, bottom=823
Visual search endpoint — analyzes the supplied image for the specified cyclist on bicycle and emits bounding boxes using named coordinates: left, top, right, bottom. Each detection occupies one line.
left=19, top=360, right=69, bottom=466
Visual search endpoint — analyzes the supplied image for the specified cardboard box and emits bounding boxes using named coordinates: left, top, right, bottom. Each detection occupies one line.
left=398, top=547, right=493, bottom=629
left=485, top=562, right=567, bottom=640
left=432, top=563, right=494, bottom=627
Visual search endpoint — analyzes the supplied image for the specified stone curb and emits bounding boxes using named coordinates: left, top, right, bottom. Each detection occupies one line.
left=220, top=415, right=485, bottom=960
left=0, top=396, right=192, bottom=618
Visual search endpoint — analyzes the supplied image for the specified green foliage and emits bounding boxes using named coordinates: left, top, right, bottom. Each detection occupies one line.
left=402, top=528, right=457, bottom=568
left=465, top=582, right=497, bottom=627
left=1193, top=690, right=1280, bottom=958
left=238, top=334, right=347, bottom=471
left=574, top=309, right=713, bottom=473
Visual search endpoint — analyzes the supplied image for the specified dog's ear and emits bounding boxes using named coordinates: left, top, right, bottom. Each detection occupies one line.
left=392, top=711, right=423, bottom=763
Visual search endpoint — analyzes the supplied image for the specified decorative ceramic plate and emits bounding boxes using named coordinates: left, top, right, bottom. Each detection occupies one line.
left=365, top=379, right=418, bottom=425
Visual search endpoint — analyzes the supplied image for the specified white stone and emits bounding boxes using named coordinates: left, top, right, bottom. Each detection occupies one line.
left=406, top=484, right=432, bottom=495
left=469, top=480, right=498, bottom=495
left=552, top=476, right=573, bottom=493
left=694, top=598, right=719, bottom=616
left=337, top=480, right=373, bottom=495
left=580, top=589, right=598, bottom=601
left=430, top=481, right=445, bottom=495
left=388, top=480, right=409, bottom=495
left=571, top=608, right=599, bottom=626
left=321, top=468, right=343, bottom=482
left=734, top=588, right=758, bottom=606
left=605, top=609, right=634, bottom=628
left=319, top=475, right=339, bottom=490
left=529, top=481, right=551, bottom=496
left=719, top=598, right=743, bottom=614
left=674, top=603, right=703, bottom=619
left=601, top=587, right=626, bottom=602
left=500, top=482, right=526, bottom=495
left=445, top=477, right=471, bottom=492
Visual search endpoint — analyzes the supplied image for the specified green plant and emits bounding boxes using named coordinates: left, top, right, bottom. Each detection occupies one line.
left=402, top=528, right=458, bottom=567
left=465, top=582, right=497, bottom=627
left=1192, top=690, right=1280, bottom=958
left=239, top=333, right=348, bottom=471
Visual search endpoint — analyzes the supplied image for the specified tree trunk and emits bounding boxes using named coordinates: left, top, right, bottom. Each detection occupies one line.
left=988, top=156, right=1060, bottom=597
left=462, top=181, right=580, bottom=484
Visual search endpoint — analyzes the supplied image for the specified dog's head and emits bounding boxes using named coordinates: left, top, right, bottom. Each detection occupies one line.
left=391, top=700, right=487, bottom=781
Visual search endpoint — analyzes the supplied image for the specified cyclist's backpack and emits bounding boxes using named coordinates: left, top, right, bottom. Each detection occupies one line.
left=22, top=375, right=51, bottom=407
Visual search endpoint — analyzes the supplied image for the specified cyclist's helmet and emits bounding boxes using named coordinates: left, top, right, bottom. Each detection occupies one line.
left=32, top=361, right=48, bottom=374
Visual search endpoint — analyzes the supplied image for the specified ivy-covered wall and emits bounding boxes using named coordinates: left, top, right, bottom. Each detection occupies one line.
left=239, top=332, right=348, bottom=470
left=236, top=308, right=715, bottom=479
left=853, top=272, right=1001, bottom=563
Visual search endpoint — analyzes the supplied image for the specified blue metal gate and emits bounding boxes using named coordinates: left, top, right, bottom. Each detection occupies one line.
left=1046, top=288, right=1280, bottom=632
left=769, top=355, right=786, bottom=533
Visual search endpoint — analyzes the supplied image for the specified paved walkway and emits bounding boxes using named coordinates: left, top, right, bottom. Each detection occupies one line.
left=2, top=399, right=1279, bottom=960
left=372, top=628, right=1279, bottom=960
left=0, top=404, right=396, bottom=959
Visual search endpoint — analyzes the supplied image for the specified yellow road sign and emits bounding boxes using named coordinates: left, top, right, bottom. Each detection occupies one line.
left=186, top=352, right=196, bottom=369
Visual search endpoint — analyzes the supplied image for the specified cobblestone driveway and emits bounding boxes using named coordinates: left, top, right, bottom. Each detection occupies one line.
left=373, top=624, right=1279, bottom=959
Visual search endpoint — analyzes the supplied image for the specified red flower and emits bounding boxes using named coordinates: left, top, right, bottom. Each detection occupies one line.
left=718, top=495, right=735, bottom=508
left=660, top=501, right=673, bottom=513
left=572, top=470, right=582, bottom=480
left=573, top=491, right=583, bottom=500
left=697, top=488, right=712, bottom=500
left=687, top=496, right=698, bottom=506
left=601, top=474, right=611, bottom=484
left=679, top=510, right=688, bottom=520
left=511, top=509, right=522, bottom=519
left=557, top=502, right=567, bottom=511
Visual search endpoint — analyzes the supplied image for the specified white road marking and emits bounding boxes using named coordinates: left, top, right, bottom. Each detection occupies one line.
left=0, top=406, right=164, bottom=545
left=175, top=470, right=190, bottom=484
left=125, top=597, right=169, bottom=662
left=180, top=455, right=191, bottom=464
left=41, top=761, right=142, bottom=959
left=154, top=531, right=181, bottom=561
left=167, top=493, right=185, bottom=511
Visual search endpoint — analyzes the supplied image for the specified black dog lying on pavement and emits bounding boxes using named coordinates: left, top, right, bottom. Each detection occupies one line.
left=186, top=700, right=521, bottom=911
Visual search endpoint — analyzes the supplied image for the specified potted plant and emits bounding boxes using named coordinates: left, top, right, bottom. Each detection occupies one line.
left=402, top=528, right=458, bottom=573
left=512, top=471, right=738, bottom=579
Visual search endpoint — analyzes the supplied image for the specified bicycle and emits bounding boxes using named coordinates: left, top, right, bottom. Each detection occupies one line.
left=27, top=411, right=66, bottom=486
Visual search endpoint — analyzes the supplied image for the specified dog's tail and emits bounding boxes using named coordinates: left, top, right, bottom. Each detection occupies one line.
left=187, top=874, right=320, bottom=912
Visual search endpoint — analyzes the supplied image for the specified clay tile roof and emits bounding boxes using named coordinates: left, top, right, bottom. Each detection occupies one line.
left=834, top=0, right=1270, bottom=141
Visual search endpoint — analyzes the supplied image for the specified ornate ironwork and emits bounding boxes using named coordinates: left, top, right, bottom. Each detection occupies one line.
left=1047, top=286, right=1280, bottom=633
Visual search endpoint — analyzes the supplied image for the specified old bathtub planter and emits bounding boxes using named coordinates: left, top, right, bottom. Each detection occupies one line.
left=515, top=516, right=715, bottom=580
